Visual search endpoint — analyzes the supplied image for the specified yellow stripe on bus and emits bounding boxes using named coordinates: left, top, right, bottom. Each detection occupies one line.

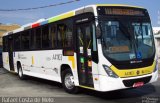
left=68, top=56, right=75, bottom=69
left=79, top=85, right=94, bottom=90
left=32, top=56, right=34, bottom=65
left=110, top=61, right=156, bottom=78
left=48, top=12, right=74, bottom=23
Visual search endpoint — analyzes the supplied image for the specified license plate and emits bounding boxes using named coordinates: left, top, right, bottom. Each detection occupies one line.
left=133, top=82, right=144, bottom=87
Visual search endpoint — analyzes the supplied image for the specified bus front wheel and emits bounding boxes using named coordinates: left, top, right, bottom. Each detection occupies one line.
left=62, top=69, right=79, bottom=94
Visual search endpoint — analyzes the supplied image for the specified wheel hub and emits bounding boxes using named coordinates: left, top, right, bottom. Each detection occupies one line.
left=64, top=73, right=74, bottom=90
left=19, top=68, right=22, bottom=77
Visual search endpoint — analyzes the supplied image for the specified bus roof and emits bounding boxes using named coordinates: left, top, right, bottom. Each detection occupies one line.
left=3, top=4, right=145, bottom=36
left=96, top=4, right=144, bottom=9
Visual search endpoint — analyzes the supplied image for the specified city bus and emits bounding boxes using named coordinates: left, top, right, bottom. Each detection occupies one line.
left=2, top=4, right=159, bottom=93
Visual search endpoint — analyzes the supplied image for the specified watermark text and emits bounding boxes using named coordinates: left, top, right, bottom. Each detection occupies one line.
left=1, top=97, right=55, bottom=103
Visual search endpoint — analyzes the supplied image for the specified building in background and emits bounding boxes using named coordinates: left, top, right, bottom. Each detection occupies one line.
left=0, top=24, right=20, bottom=46
left=153, top=27, right=160, bottom=34
left=153, top=27, right=160, bottom=62
left=0, top=24, right=20, bottom=67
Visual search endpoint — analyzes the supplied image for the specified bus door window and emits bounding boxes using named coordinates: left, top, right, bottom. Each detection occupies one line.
left=78, top=28, right=84, bottom=53
left=86, top=26, right=92, bottom=56
left=77, top=27, right=86, bottom=83
left=85, top=25, right=93, bottom=84
left=77, top=24, right=94, bottom=86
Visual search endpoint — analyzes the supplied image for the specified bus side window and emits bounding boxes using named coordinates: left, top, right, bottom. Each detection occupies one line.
left=3, top=36, right=8, bottom=52
left=14, top=33, right=21, bottom=50
left=30, top=29, right=35, bottom=49
left=57, top=24, right=63, bottom=48
left=42, top=25, right=51, bottom=49
left=35, top=27, right=42, bottom=49
left=64, top=19, right=73, bottom=48
left=21, top=30, right=30, bottom=50
left=50, top=23, right=57, bottom=49
left=57, top=19, right=73, bottom=49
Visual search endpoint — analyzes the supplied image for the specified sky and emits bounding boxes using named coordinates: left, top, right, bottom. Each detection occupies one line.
left=0, top=0, right=160, bottom=27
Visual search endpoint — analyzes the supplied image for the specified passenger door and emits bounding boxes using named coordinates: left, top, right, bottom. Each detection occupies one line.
left=75, top=13, right=98, bottom=88
left=8, top=35, right=14, bottom=71
left=76, top=22, right=94, bottom=87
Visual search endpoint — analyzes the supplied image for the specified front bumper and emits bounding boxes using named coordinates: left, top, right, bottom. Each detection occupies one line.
left=97, top=70, right=158, bottom=92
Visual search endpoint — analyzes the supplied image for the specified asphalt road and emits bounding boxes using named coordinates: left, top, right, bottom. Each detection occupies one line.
left=0, top=68, right=160, bottom=103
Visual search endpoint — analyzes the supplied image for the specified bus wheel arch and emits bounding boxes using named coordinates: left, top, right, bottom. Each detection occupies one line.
left=60, top=64, right=79, bottom=94
left=17, top=61, right=25, bottom=80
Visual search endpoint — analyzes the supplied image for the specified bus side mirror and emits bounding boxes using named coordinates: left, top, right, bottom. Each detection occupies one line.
left=96, top=25, right=101, bottom=38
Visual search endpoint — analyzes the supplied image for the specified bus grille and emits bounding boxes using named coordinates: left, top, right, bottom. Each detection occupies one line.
left=123, top=76, right=152, bottom=87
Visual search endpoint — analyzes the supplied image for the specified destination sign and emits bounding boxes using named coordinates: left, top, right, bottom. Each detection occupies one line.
left=105, top=8, right=144, bottom=16
left=97, top=7, right=147, bottom=16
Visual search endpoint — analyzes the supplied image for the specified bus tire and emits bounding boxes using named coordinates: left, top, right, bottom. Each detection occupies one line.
left=62, top=69, right=79, bottom=94
left=17, top=64, right=25, bottom=80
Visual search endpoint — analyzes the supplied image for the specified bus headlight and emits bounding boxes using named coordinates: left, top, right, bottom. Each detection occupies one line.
left=103, top=65, right=119, bottom=78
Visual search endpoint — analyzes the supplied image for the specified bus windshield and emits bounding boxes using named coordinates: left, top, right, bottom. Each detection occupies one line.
left=99, top=18, right=155, bottom=61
